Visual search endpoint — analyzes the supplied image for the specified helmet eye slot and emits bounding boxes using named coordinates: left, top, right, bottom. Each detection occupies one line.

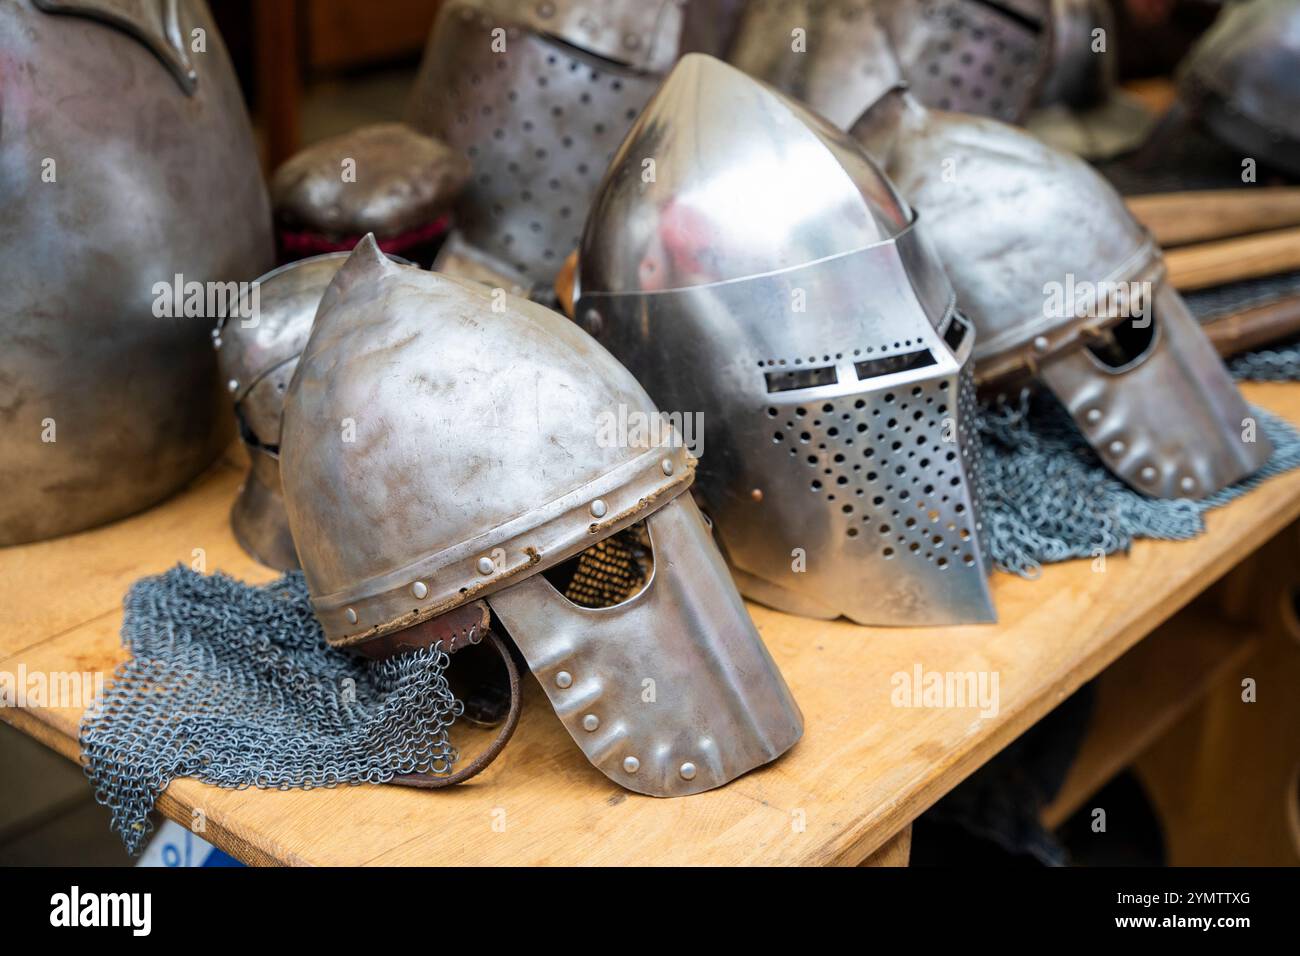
left=854, top=348, right=936, bottom=380
left=541, top=521, right=654, bottom=608
left=1085, top=313, right=1159, bottom=374
left=766, top=365, right=838, bottom=393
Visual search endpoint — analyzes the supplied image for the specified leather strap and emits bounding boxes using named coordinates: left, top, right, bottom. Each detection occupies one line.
left=391, top=629, right=522, bottom=789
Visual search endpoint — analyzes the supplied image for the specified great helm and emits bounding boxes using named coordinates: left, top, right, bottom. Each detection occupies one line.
left=405, top=0, right=741, bottom=298
left=215, top=255, right=357, bottom=570
left=852, top=89, right=1272, bottom=497
left=727, top=0, right=1053, bottom=128
left=575, top=55, right=997, bottom=626
left=1177, top=0, right=1300, bottom=179
left=0, top=0, right=272, bottom=545
left=280, top=236, right=803, bottom=796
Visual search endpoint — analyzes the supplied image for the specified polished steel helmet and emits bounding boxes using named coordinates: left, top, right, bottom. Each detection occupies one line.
left=279, top=236, right=802, bottom=796
left=1026, top=0, right=1155, bottom=160
left=215, top=255, right=355, bottom=571
left=853, top=90, right=1273, bottom=498
left=727, top=0, right=1053, bottom=128
left=0, top=0, right=272, bottom=545
left=1178, top=0, right=1300, bottom=178
left=405, top=0, right=740, bottom=298
left=575, top=55, right=996, bottom=626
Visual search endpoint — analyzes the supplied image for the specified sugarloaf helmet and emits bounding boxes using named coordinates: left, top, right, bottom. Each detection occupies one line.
left=852, top=89, right=1273, bottom=498
left=279, top=235, right=803, bottom=796
left=727, top=0, right=1053, bottom=128
left=215, top=254, right=358, bottom=570
left=1177, top=0, right=1300, bottom=179
left=575, top=55, right=997, bottom=626
left=405, top=0, right=741, bottom=299
left=0, top=0, right=272, bottom=545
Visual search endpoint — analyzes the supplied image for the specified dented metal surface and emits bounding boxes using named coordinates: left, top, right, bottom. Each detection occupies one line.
left=0, top=0, right=272, bottom=545
left=576, top=56, right=996, bottom=625
left=280, top=236, right=801, bottom=795
left=853, top=89, right=1272, bottom=498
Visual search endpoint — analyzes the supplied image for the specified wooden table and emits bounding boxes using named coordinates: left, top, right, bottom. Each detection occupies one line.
left=3, top=382, right=1298, bottom=866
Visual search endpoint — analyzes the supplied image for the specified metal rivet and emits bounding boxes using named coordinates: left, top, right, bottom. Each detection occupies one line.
left=679, top=762, right=697, bottom=781
left=476, top=556, right=495, bottom=575
left=536, top=0, right=555, bottom=16
left=1108, top=440, right=1125, bottom=456
left=583, top=308, right=603, bottom=337
left=590, top=499, right=607, bottom=518
left=227, top=378, right=239, bottom=393
left=1140, top=466, right=1157, bottom=483
left=661, top=458, right=674, bottom=476
left=751, top=488, right=764, bottom=502
left=410, top=581, right=428, bottom=600
left=1032, top=335, right=1050, bottom=353
left=1180, top=476, right=1196, bottom=493
left=555, top=671, right=572, bottom=689
left=623, top=32, right=642, bottom=50
left=623, top=756, right=640, bottom=774
left=582, top=714, right=599, bottom=732
left=345, top=607, right=358, bottom=625
left=1085, top=408, right=1102, bottom=425
left=212, top=336, right=222, bottom=350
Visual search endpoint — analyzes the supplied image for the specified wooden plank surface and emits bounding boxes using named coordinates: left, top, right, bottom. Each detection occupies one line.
left=2, top=383, right=1299, bottom=866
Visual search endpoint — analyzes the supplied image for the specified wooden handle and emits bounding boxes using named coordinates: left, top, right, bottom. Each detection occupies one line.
left=555, top=249, right=578, bottom=318
left=1201, top=295, right=1300, bottom=359
left=1166, top=227, right=1300, bottom=292
left=1127, top=188, right=1300, bottom=247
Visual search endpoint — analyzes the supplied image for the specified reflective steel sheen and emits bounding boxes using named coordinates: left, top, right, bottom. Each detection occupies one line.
left=577, top=56, right=996, bottom=625
left=853, top=90, right=1272, bottom=498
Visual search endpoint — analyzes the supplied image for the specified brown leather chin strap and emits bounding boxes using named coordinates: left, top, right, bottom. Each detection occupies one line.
left=352, top=601, right=524, bottom=789
left=392, top=629, right=523, bottom=789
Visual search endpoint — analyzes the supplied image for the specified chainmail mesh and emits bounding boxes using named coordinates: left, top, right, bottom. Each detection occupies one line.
left=79, top=567, right=461, bottom=855
left=1182, top=271, right=1300, bottom=380
left=561, top=523, right=652, bottom=608
left=978, top=396, right=1300, bottom=576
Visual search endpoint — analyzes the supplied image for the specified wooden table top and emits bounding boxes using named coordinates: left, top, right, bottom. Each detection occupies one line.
left=3, top=382, right=1298, bottom=866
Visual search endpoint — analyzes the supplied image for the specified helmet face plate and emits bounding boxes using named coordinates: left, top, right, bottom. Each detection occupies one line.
left=408, top=1, right=672, bottom=294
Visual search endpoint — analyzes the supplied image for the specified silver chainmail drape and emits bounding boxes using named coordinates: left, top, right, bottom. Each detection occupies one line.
left=80, top=568, right=461, bottom=855
left=81, top=342, right=1300, bottom=855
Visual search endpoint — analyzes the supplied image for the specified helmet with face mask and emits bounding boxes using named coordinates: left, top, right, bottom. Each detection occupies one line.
left=575, top=55, right=997, bottom=626
left=852, top=88, right=1273, bottom=498
left=405, top=0, right=743, bottom=298
left=727, top=0, right=1053, bottom=127
left=279, top=235, right=803, bottom=795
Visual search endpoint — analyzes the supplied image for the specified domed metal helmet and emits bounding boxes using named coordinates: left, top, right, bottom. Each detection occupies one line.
left=1026, top=0, right=1155, bottom=160
left=405, top=0, right=742, bottom=299
left=852, top=89, right=1273, bottom=498
left=0, top=0, right=272, bottom=545
left=575, top=55, right=997, bottom=626
left=727, top=0, right=1053, bottom=128
left=1178, top=0, right=1300, bottom=178
left=215, top=255, right=354, bottom=571
left=280, top=236, right=802, bottom=796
